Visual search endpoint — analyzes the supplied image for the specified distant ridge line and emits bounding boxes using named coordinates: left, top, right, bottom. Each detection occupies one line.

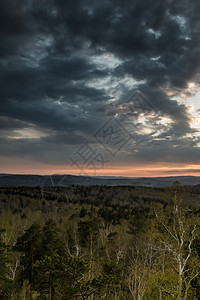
left=0, top=174, right=200, bottom=187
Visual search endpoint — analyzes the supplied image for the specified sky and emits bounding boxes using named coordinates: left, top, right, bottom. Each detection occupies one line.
left=0, top=0, right=200, bottom=177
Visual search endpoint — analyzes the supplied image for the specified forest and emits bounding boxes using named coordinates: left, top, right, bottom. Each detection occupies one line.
left=0, top=184, right=200, bottom=299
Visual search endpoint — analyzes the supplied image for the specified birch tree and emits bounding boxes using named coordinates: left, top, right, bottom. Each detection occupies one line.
left=153, top=190, right=200, bottom=300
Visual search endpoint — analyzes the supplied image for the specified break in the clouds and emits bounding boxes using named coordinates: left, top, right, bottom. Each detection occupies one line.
left=0, top=0, right=200, bottom=176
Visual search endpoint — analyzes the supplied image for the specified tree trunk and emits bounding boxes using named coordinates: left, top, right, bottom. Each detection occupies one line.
left=30, top=250, right=34, bottom=300
left=48, top=280, right=52, bottom=300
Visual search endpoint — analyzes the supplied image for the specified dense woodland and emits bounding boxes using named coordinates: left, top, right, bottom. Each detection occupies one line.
left=0, top=184, right=200, bottom=299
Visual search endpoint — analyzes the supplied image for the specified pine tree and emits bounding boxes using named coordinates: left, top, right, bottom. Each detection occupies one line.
left=14, top=223, right=42, bottom=297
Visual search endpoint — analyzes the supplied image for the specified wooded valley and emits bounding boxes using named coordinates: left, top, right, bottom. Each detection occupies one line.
left=0, top=184, right=200, bottom=299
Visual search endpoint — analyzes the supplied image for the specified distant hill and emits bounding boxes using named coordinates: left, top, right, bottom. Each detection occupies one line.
left=0, top=174, right=200, bottom=187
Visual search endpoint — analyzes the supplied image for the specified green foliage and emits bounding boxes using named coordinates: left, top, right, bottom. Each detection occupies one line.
left=14, top=223, right=41, bottom=286
left=78, top=219, right=99, bottom=247
left=0, top=185, right=200, bottom=299
left=127, top=209, right=148, bottom=236
left=91, top=261, right=123, bottom=298
left=34, top=253, right=91, bottom=299
left=41, top=219, right=64, bottom=255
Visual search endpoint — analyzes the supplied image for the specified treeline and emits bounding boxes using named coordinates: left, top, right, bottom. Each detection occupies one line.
left=0, top=185, right=200, bottom=299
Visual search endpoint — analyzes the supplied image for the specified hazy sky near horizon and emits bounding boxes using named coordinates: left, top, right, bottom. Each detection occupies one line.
left=1, top=0, right=200, bottom=177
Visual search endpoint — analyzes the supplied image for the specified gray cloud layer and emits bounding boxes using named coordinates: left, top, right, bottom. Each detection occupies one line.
left=0, top=0, right=200, bottom=170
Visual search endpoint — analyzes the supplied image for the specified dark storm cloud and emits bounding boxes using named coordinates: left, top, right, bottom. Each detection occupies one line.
left=0, top=1, right=33, bottom=57
left=0, top=56, right=107, bottom=102
left=0, top=117, right=28, bottom=131
left=0, top=0, right=200, bottom=165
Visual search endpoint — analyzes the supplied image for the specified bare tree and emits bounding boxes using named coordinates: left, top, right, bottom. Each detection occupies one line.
left=154, top=192, right=200, bottom=300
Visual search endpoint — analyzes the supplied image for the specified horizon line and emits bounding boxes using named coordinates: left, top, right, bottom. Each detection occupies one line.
left=0, top=173, right=200, bottom=179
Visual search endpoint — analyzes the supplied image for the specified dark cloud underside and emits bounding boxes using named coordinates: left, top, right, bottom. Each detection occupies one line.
left=0, top=0, right=200, bottom=170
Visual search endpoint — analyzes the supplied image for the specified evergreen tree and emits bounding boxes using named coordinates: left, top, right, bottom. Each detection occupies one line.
left=41, top=219, right=64, bottom=256
left=14, top=223, right=42, bottom=296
